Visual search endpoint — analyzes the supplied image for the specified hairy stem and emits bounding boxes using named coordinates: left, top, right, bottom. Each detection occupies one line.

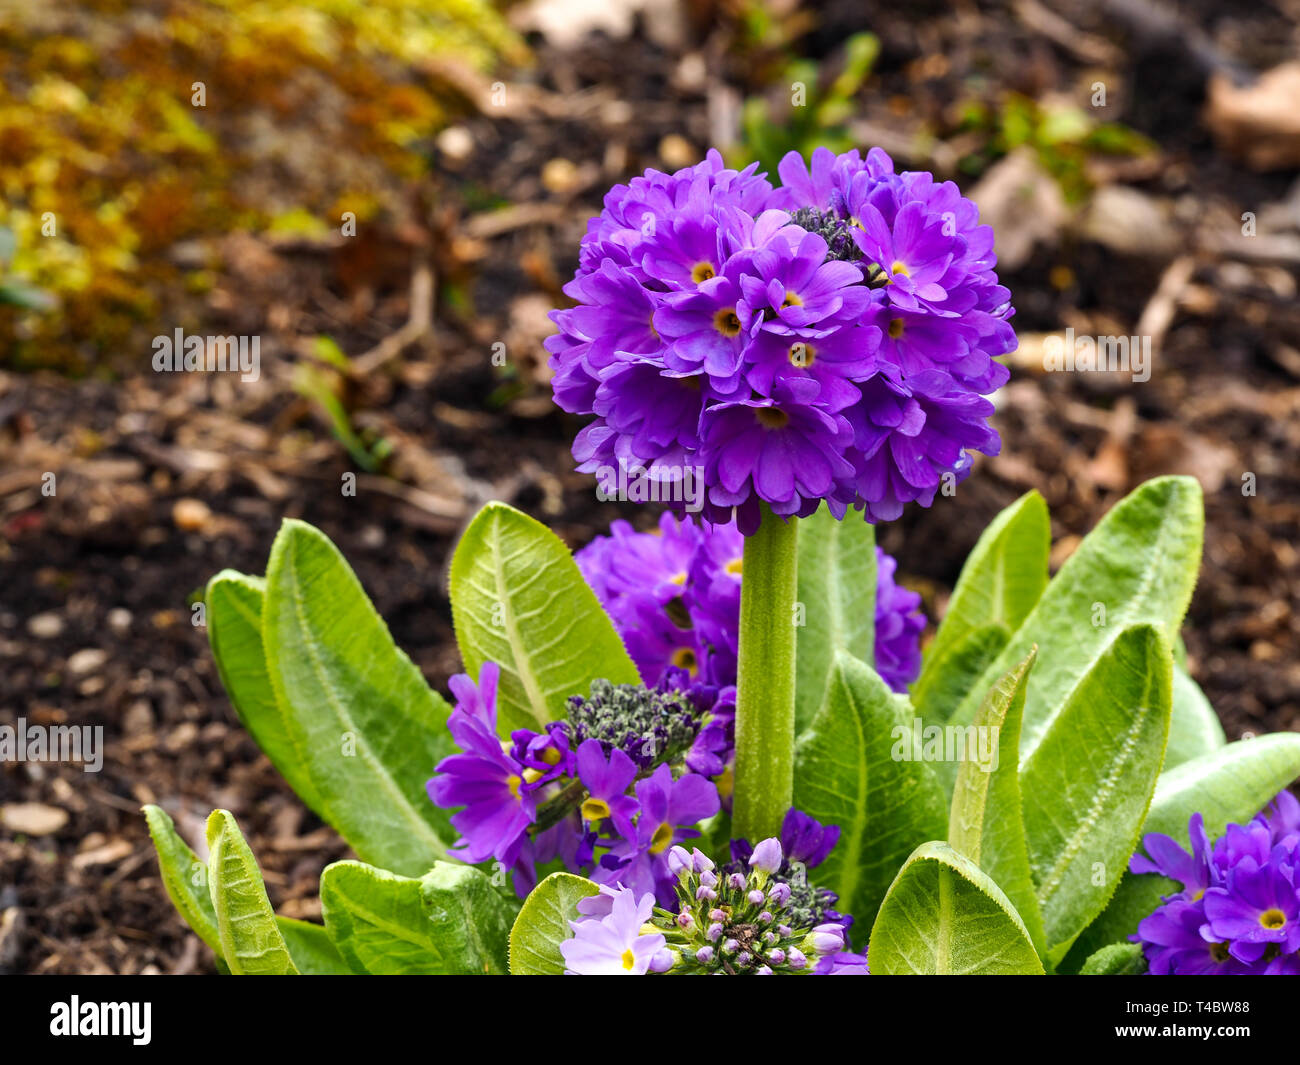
left=732, top=505, right=799, bottom=843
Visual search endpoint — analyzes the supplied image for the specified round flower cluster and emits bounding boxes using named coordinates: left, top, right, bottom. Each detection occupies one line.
left=1130, top=791, right=1300, bottom=974
left=548, top=146, right=1013, bottom=532
left=427, top=663, right=730, bottom=900
left=576, top=511, right=925, bottom=693
left=559, top=829, right=866, bottom=975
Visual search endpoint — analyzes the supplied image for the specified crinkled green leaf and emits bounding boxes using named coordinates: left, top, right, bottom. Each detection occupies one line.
left=206, top=570, right=325, bottom=814
left=794, top=504, right=875, bottom=735
left=1020, top=625, right=1173, bottom=965
left=916, top=490, right=1049, bottom=715
left=275, top=917, right=349, bottom=975
left=321, top=860, right=513, bottom=975
left=945, top=477, right=1202, bottom=769
left=206, top=810, right=298, bottom=975
left=509, top=872, right=599, bottom=975
left=1165, top=663, right=1225, bottom=769
left=262, top=519, right=453, bottom=875
left=947, top=650, right=1046, bottom=956
left=793, top=652, right=948, bottom=936
left=912, top=622, right=1010, bottom=728
left=868, top=841, right=1044, bottom=975
left=1078, top=941, right=1147, bottom=975
left=450, top=502, right=640, bottom=733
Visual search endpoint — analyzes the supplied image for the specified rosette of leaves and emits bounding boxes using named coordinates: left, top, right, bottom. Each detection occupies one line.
left=145, top=477, right=1300, bottom=974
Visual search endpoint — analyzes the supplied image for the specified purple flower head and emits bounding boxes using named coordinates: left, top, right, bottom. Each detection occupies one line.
left=1202, top=851, right=1300, bottom=963
left=551, top=146, right=1012, bottom=528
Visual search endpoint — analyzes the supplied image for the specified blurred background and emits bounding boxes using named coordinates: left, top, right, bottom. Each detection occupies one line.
left=1, top=0, right=1298, bottom=974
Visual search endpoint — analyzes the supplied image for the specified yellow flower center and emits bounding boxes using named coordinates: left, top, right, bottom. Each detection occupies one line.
left=581, top=797, right=612, bottom=823
left=691, top=261, right=716, bottom=283
left=507, top=774, right=523, bottom=800
left=1260, top=908, right=1287, bottom=930
left=781, top=290, right=803, bottom=309
left=541, top=747, right=562, bottom=766
left=756, top=407, right=789, bottom=429
left=890, top=260, right=910, bottom=277
left=888, top=318, right=905, bottom=340
left=725, top=557, right=742, bottom=576
left=788, top=342, right=815, bottom=367
left=649, top=822, right=674, bottom=854
left=670, top=646, right=698, bottom=675
left=621, top=948, right=636, bottom=970
left=713, top=308, right=742, bottom=337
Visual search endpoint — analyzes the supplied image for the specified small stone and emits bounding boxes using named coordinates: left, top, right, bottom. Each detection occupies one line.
left=67, top=648, right=108, bottom=675
left=659, top=134, right=695, bottom=169
left=107, top=608, right=132, bottom=635
left=26, top=612, right=63, bottom=639
left=172, top=498, right=212, bottom=532
left=435, top=125, right=474, bottom=162
left=123, top=699, right=154, bottom=737
left=541, top=157, right=580, bottom=194
left=1, top=802, right=69, bottom=836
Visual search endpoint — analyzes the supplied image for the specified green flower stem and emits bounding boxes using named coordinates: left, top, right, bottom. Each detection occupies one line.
left=732, top=504, right=799, bottom=843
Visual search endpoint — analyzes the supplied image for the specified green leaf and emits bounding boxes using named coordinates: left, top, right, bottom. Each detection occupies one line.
left=142, top=804, right=221, bottom=957
left=320, top=860, right=513, bottom=975
left=867, top=841, right=1044, bottom=975
left=911, top=622, right=1010, bottom=727
left=508, top=872, right=600, bottom=975
left=275, top=917, right=349, bottom=975
left=1165, top=664, right=1225, bottom=769
left=449, top=502, right=640, bottom=734
left=262, top=519, right=453, bottom=875
left=1063, top=733, right=1300, bottom=969
left=144, top=805, right=345, bottom=974
left=916, top=490, right=1049, bottom=707
left=945, top=477, right=1202, bottom=765
left=206, top=570, right=325, bottom=814
left=205, top=810, right=298, bottom=975
left=794, top=504, right=875, bottom=735
left=1020, top=625, right=1173, bottom=965
left=1078, top=941, right=1147, bottom=975
left=793, top=652, right=948, bottom=934
left=947, top=650, right=1046, bottom=957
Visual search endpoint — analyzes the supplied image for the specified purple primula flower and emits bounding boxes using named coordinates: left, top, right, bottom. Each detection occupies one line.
left=576, top=514, right=925, bottom=696
left=702, top=382, right=856, bottom=531
left=427, top=662, right=536, bottom=870
left=560, top=886, right=672, bottom=975
left=550, top=146, right=1012, bottom=529
left=602, top=763, right=720, bottom=905
left=814, top=951, right=871, bottom=975
left=1130, top=793, right=1300, bottom=974
left=574, top=739, right=640, bottom=842
left=1202, top=852, right=1300, bottom=963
